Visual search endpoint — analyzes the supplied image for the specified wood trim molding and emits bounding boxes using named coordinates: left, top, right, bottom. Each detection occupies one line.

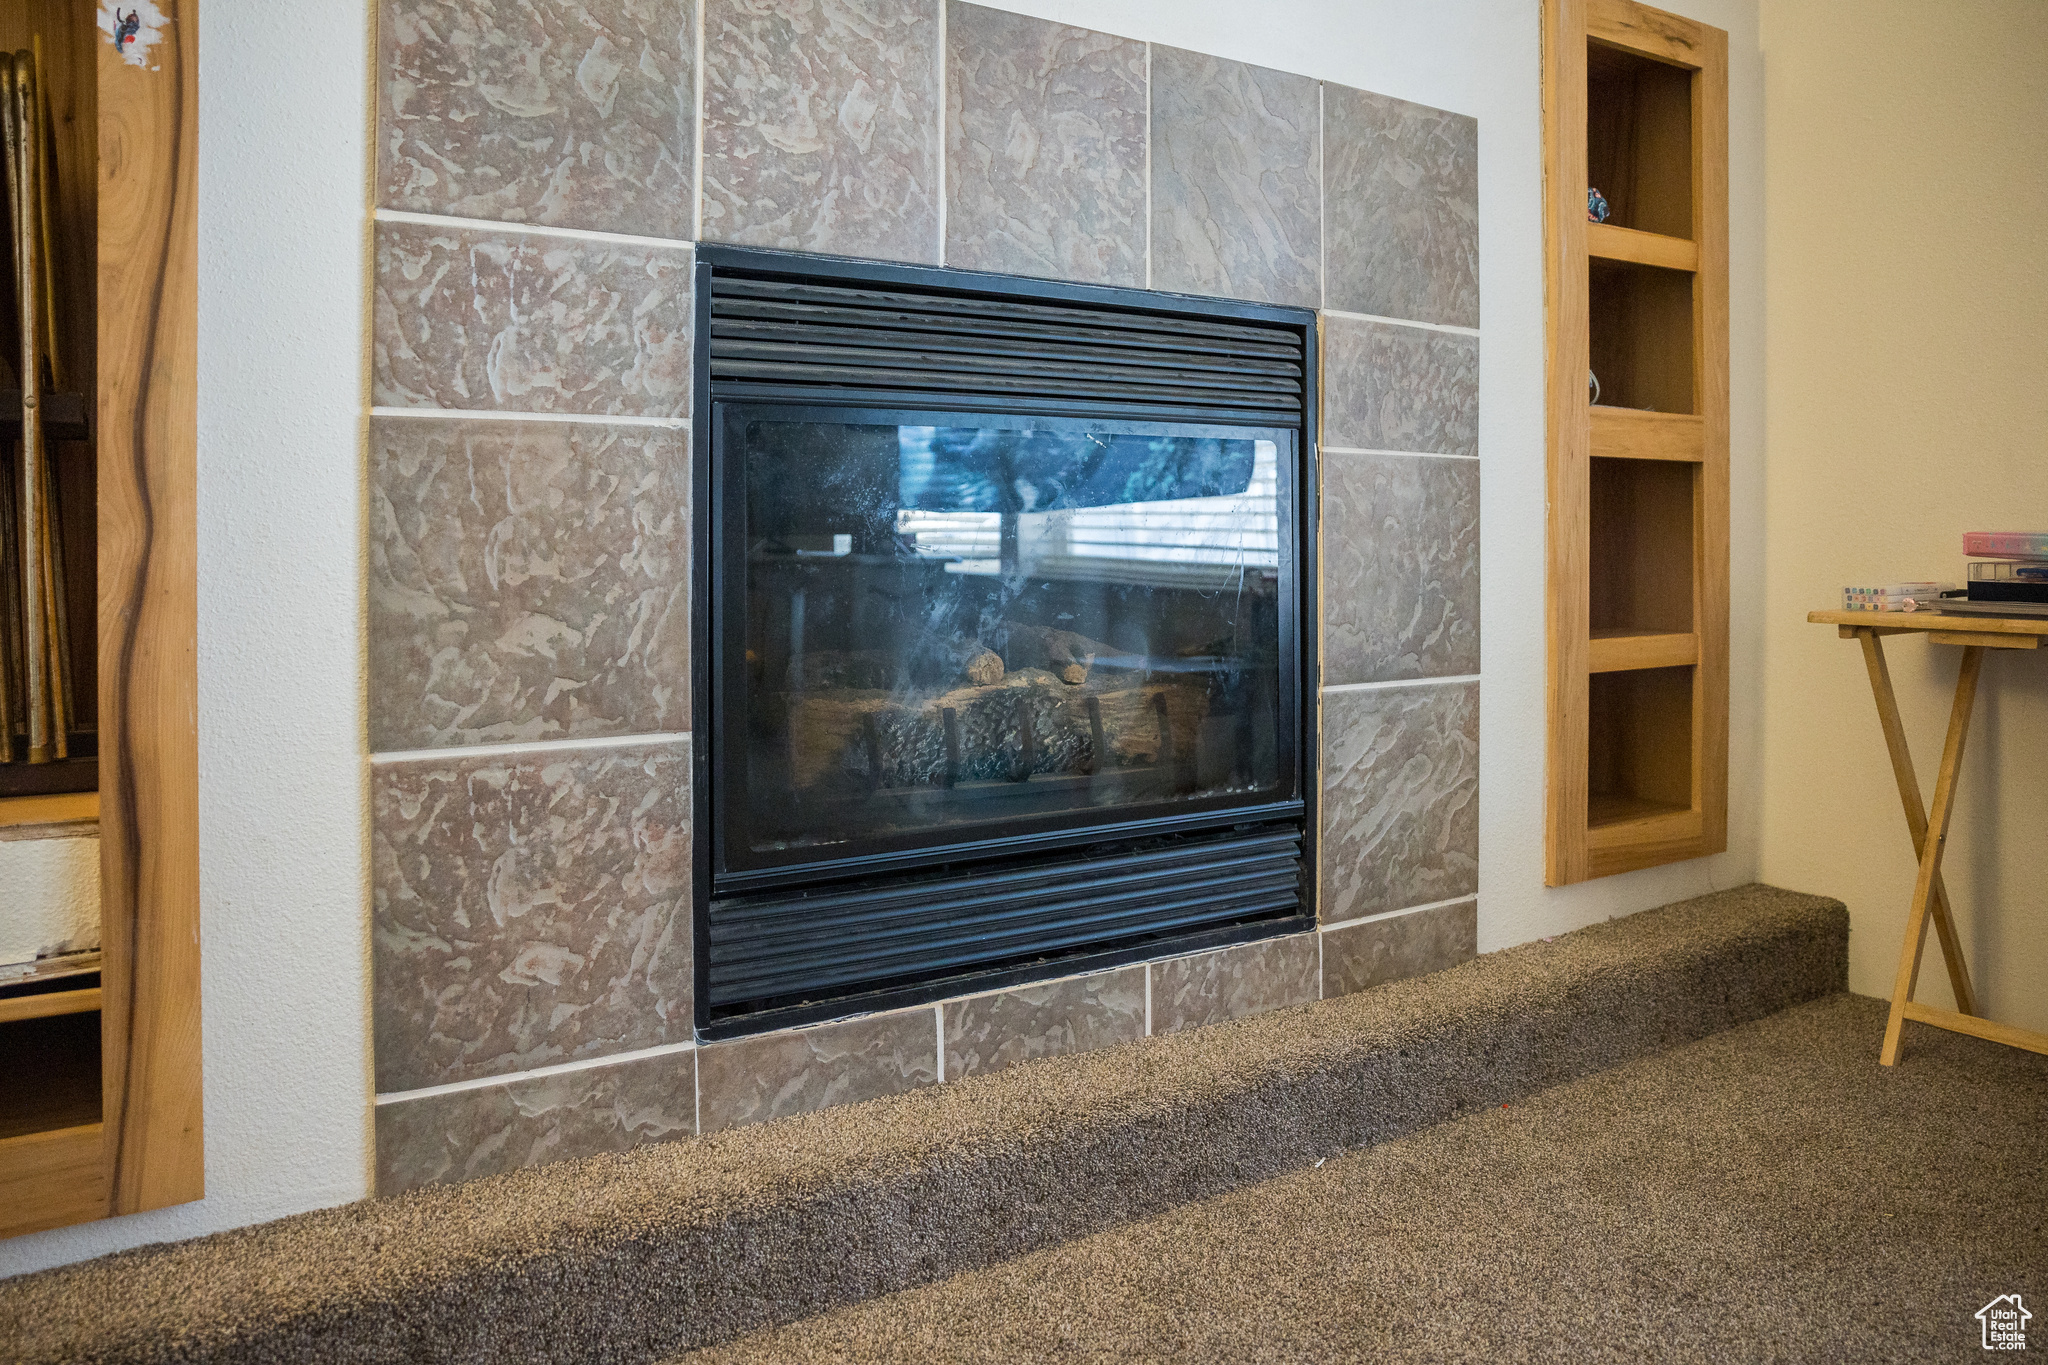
left=96, top=0, right=203, bottom=1217
left=1693, top=22, right=1731, bottom=858
left=1588, top=0, right=1708, bottom=67
left=1543, top=0, right=1593, bottom=885
left=0, top=1125, right=107, bottom=1240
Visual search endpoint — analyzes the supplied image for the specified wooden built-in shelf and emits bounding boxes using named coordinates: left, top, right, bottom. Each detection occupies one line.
left=0, top=790, right=100, bottom=835
left=0, top=0, right=200, bottom=1243
left=1587, top=221, right=1698, bottom=272
left=1590, top=406, right=1704, bottom=462
left=1588, top=791, right=1693, bottom=829
left=0, top=1125, right=105, bottom=1240
left=0, top=987, right=101, bottom=1026
left=1589, top=629, right=1699, bottom=673
left=1545, top=0, right=1727, bottom=886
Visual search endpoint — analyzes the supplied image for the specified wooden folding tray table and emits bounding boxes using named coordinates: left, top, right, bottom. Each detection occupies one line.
left=1810, top=610, right=2048, bottom=1065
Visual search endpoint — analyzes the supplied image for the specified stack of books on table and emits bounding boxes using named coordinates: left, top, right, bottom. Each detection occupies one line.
left=1946, top=532, right=2048, bottom=619
left=1840, top=581, right=1953, bottom=612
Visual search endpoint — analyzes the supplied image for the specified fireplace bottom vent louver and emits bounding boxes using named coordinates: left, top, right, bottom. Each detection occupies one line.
left=706, top=823, right=1302, bottom=1028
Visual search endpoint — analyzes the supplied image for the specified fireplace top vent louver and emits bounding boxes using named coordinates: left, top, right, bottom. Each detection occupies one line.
left=707, top=272, right=1306, bottom=420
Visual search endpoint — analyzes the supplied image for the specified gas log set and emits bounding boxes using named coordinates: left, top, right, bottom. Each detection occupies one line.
left=694, top=248, right=1318, bottom=1034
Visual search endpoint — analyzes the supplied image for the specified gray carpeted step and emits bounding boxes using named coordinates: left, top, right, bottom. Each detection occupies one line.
left=0, top=884, right=1845, bottom=1364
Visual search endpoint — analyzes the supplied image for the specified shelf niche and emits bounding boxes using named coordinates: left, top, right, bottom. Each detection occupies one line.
left=1588, top=664, right=1695, bottom=829
left=1589, top=258, right=1695, bottom=415
left=1589, top=456, right=1695, bottom=635
left=1587, top=38, right=1693, bottom=239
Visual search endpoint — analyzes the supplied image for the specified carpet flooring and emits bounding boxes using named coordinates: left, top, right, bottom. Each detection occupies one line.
left=681, top=993, right=2048, bottom=1364
left=1, top=886, right=1847, bottom=1364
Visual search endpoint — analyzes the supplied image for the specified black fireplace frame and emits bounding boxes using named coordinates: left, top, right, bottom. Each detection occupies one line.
left=690, top=245, right=1320, bottom=1038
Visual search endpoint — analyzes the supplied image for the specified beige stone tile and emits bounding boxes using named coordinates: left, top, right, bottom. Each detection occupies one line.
left=1151, top=934, right=1319, bottom=1035
left=1149, top=46, right=1320, bottom=307
left=697, top=1008, right=939, bottom=1134
left=375, top=1046, right=697, bottom=1195
left=699, top=0, right=940, bottom=263
left=1320, top=682, right=1479, bottom=924
left=944, top=2, right=1145, bottom=285
left=1320, top=452, right=1480, bottom=687
left=377, top=0, right=697, bottom=237
left=1321, top=898, right=1477, bottom=998
left=373, top=219, right=694, bottom=416
left=369, top=418, right=690, bottom=752
left=1322, top=315, right=1480, bottom=457
left=942, top=967, right=1145, bottom=1079
left=1324, top=85, right=1479, bottom=327
left=372, top=738, right=693, bottom=1092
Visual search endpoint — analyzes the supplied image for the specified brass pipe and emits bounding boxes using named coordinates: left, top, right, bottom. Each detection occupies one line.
left=0, top=440, right=16, bottom=758
left=4, top=52, right=53, bottom=762
left=29, top=37, right=59, bottom=393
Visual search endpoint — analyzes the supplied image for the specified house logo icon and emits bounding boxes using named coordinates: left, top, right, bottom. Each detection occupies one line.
left=1978, top=1294, right=2031, bottom=1351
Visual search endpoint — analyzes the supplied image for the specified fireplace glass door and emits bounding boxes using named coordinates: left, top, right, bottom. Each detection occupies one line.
left=717, top=405, right=1299, bottom=878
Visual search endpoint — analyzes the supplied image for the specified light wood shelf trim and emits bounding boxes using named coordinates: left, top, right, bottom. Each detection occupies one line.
left=0, top=986, right=101, bottom=1025
left=1543, top=0, right=1594, bottom=886
left=96, top=0, right=204, bottom=1221
left=1587, top=810, right=1709, bottom=879
left=1589, top=0, right=1709, bottom=68
left=1587, top=793, right=1694, bottom=832
left=1588, top=221, right=1698, bottom=271
left=0, top=1124, right=105, bottom=1240
left=0, top=792, right=99, bottom=843
left=1588, top=630, right=1698, bottom=672
left=0, top=791, right=98, bottom=829
left=1590, top=407, right=1704, bottom=462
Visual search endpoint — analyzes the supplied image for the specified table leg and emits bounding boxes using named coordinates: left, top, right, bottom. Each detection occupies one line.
left=1856, top=631, right=1978, bottom=1017
left=1880, top=645, right=1984, bottom=1066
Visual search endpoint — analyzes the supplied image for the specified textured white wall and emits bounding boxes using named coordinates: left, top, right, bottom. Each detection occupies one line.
left=0, top=836, right=100, bottom=967
left=1757, top=0, right=2048, bottom=1033
left=3, top=0, right=1764, bottom=1276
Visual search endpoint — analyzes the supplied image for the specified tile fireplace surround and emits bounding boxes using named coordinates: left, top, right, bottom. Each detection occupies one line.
left=368, top=0, right=1479, bottom=1194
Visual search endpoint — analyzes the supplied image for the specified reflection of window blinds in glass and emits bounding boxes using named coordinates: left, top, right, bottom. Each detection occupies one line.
left=896, top=442, right=1279, bottom=586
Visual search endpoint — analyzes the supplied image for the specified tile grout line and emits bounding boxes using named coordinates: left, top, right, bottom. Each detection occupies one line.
left=935, top=0, right=947, bottom=265
left=1320, top=893, right=1479, bottom=935
left=375, top=1038, right=699, bottom=1106
left=369, top=406, right=689, bottom=430
left=1320, top=306, right=1480, bottom=337
left=369, top=730, right=692, bottom=766
left=692, top=0, right=707, bottom=242
left=1322, top=675, right=1479, bottom=695
left=374, top=207, right=698, bottom=254
left=1143, top=42, right=1152, bottom=291
left=1321, top=445, right=1478, bottom=461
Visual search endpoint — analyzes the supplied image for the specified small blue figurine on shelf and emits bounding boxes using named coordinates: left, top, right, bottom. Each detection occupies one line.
left=1587, top=187, right=1611, bottom=223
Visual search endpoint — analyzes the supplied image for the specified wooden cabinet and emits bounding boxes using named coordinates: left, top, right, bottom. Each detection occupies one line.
left=1543, top=0, right=1728, bottom=884
left=0, top=0, right=199, bottom=1240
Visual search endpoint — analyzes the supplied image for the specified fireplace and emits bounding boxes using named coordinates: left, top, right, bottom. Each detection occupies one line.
left=693, top=248, right=1317, bottom=1035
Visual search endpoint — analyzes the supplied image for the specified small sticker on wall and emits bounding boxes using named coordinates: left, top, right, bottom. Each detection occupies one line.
left=100, top=1, right=169, bottom=69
